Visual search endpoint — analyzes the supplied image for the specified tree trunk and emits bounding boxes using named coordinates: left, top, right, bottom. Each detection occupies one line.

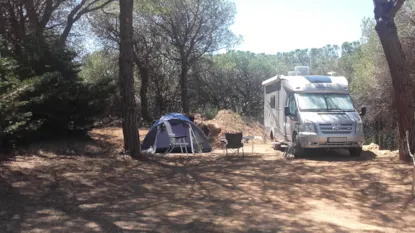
left=58, top=18, right=73, bottom=47
left=0, top=3, right=8, bottom=53
left=119, top=0, right=141, bottom=159
left=380, top=119, right=384, bottom=149
left=375, top=120, right=380, bottom=146
left=0, top=3, right=4, bottom=36
left=180, top=62, right=190, bottom=114
left=375, top=17, right=414, bottom=162
left=154, top=96, right=161, bottom=120
left=411, top=121, right=415, bottom=151
left=22, top=0, right=38, bottom=33
left=132, top=53, right=152, bottom=123
left=153, top=74, right=166, bottom=119
left=138, top=66, right=151, bottom=123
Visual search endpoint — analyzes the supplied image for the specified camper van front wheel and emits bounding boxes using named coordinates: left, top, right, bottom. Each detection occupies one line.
left=293, top=134, right=304, bottom=157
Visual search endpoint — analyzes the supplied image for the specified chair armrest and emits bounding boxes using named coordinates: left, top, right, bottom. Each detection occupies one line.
left=220, top=139, right=228, bottom=145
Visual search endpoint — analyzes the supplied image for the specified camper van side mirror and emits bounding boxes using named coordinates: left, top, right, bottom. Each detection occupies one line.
left=284, top=106, right=290, bottom=116
left=360, top=107, right=367, bottom=117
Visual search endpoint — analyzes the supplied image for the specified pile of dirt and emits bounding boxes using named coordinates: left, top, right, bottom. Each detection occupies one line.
left=195, top=110, right=264, bottom=148
left=364, top=143, right=380, bottom=151
left=363, top=143, right=399, bottom=158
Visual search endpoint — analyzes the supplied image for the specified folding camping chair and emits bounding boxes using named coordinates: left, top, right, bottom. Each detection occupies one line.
left=161, top=120, right=190, bottom=156
left=222, top=132, right=244, bottom=157
left=182, top=122, right=201, bottom=154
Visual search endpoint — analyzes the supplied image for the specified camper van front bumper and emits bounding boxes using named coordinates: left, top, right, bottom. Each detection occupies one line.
left=297, top=132, right=364, bottom=148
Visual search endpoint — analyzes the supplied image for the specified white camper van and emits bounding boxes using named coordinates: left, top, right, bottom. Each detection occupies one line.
left=262, top=66, right=366, bottom=157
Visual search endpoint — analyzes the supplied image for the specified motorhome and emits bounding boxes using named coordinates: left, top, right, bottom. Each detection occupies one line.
left=262, top=66, right=366, bottom=157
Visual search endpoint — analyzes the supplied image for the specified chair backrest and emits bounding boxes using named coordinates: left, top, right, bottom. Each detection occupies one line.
left=161, top=120, right=175, bottom=138
left=161, top=120, right=191, bottom=145
left=225, top=132, right=243, bottom=148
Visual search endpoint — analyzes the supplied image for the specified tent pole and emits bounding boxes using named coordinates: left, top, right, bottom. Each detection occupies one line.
left=153, top=126, right=159, bottom=154
left=191, top=127, right=200, bottom=153
left=189, top=124, right=194, bottom=154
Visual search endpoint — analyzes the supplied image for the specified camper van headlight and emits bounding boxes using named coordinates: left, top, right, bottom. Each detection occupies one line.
left=356, top=120, right=363, bottom=133
left=301, top=120, right=315, bottom=133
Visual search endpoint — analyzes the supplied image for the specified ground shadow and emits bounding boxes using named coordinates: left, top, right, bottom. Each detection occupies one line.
left=3, top=132, right=121, bottom=161
left=0, top=143, right=413, bottom=232
left=295, top=148, right=378, bottom=162
left=0, top=165, right=27, bottom=233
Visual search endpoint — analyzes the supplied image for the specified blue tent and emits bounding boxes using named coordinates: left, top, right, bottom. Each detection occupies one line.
left=141, top=113, right=212, bottom=153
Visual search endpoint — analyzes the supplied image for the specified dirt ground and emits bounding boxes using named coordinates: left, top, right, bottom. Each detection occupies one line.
left=1, top=128, right=415, bottom=233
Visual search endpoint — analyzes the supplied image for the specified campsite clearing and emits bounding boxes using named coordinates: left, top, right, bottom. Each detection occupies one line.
left=1, top=127, right=415, bottom=233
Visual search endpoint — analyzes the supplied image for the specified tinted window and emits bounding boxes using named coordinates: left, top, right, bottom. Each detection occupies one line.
left=270, top=95, right=275, bottom=109
left=289, top=95, right=296, bottom=115
left=265, top=82, right=280, bottom=94
left=289, top=96, right=296, bottom=115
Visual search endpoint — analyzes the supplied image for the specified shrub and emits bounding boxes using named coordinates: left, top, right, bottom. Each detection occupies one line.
left=0, top=37, right=115, bottom=148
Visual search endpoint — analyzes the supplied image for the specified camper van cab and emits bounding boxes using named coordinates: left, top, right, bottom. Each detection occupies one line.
left=262, top=67, right=366, bottom=157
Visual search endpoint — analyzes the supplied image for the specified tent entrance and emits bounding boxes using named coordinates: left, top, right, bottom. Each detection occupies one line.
left=153, top=121, right=202, bottom=154
left=141, top=113, right=212, bottom=155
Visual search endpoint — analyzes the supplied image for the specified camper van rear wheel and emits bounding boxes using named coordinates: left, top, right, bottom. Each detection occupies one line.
left=349, top=148, right=362, bottom=157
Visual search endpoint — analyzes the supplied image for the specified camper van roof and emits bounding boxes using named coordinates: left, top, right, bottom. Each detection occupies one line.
left=262, top=75, right=349, bottom=93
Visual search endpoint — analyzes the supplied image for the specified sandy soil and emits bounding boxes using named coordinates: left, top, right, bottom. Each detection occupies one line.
left=1, top=128, right=415, bottom=233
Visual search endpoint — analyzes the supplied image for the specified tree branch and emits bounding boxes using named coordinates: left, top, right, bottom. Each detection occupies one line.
left=22, top=0, right=38, bottom=32
left=74, top=0, right=113, bottom=22
left=39, top=0, right=65, bottom=30
left=374, top=0, right=406, bottom=22
left=389, top=0, right=406, bottom=18
left=57, top=0, right=113, bottom=47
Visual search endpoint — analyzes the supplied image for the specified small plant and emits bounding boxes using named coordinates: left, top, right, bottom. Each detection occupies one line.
left=202, top=107, right=219, bottom=120
left=232, top=112, right=242, bottom=120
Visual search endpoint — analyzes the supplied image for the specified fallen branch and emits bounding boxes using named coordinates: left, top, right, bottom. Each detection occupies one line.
left=405, top=130, right=415, bottom=198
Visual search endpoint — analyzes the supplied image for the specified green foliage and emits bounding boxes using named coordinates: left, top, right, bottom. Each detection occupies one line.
left=0, top=37, right=115, bottom=147
left=80, top=50, right=118, bottom=83
left=0, top=57, right=35, bottom=141
left=79, top=50, right=120, bottom=119
left=191, top=51, right=276, bottom=121
left=273, top=45, right=341, bottom=75
left=201, top=107, right=219, bottom=120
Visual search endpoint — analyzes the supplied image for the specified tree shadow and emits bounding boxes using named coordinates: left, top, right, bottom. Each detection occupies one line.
left=4, top=132, right=121, bottom=160
left=1, top=144, right=414, bottom=232
left=0, top=165, right=27, bottom=233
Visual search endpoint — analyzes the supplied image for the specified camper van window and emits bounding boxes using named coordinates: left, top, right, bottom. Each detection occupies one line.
left=270, top=95, right=276, bottom=109
left=288, top=95, right=296, bottom=115
left=265, top=82, right=280, bottom=94
left=297, top=93, right=355, bottom=112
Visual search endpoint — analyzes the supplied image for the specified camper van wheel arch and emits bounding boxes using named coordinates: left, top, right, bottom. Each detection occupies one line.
left=292, top=132, right=304, bottom=157
left=292, top=132, right=297, bottom=144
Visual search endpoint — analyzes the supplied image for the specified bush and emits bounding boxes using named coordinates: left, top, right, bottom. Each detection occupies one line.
left=202, top=107, right=219, bottom=120
left=0, top=37, right=115, bottom=148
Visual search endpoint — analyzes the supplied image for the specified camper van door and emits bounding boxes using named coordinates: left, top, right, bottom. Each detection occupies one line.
left=285, top=93, right=297, bottom=141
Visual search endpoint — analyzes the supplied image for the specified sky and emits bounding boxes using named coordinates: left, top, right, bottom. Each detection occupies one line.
left=229, top=0, right=375, bottom=54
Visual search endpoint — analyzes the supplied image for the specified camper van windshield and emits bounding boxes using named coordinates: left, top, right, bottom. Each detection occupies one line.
left=297, top=93, right=355, bottom=112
